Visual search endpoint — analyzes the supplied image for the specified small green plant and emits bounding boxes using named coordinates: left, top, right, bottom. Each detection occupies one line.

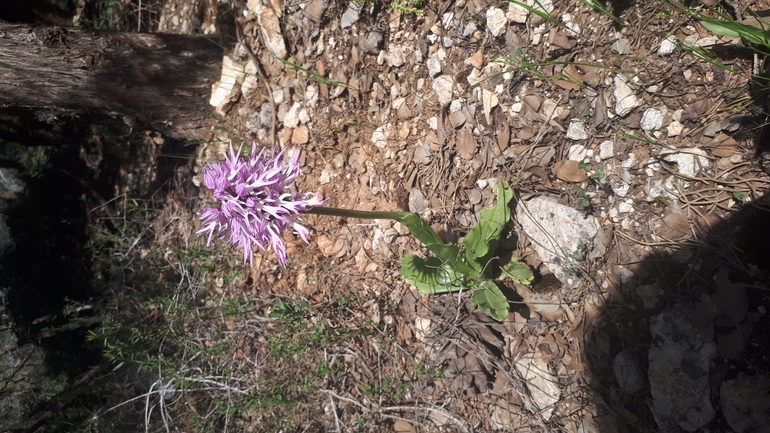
left=569, top=241, right=591, bottom=262
left=577, top=161, right=606, bottom=180
left=399, top=182, right=534, bottom=321
left=565, top=266, right=582, bottom=277
left=270, top=298, right=309, bottom=322
left=571, top=186, right=591, bottom=211
left=733, top=191, right=746, bottom=202
left=391, top=0, right=425, bottom=15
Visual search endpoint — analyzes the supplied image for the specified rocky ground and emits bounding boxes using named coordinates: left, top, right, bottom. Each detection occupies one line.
left=52, top=0, right=770, bottom=431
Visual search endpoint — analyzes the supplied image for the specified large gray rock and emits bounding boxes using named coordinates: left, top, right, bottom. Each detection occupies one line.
left=515, top=196, right=598, bottom=288
left=649, top=306, right=715, bottom=431
left=720, top=373, right=770, bottom=433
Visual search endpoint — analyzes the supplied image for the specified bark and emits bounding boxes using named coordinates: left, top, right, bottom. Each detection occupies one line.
left=0, top=23, right=222, bottom=140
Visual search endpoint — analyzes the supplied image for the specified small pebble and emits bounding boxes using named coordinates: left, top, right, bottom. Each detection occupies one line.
left=641, top=108, right=665, bottom=131
left=658, top=35, right=677, bottom=56
left=566, top=119, right=588, bottom=140
left=599, top=140, right=615, bottom=160
left=486, top=8, right=507, bottom=37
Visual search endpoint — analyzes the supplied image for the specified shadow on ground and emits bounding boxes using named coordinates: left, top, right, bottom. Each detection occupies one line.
left=585, top=193, right=770, bottom=432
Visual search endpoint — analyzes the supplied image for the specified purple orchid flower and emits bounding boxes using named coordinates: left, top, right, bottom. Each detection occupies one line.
left=197, top=142, right=324, bottom=267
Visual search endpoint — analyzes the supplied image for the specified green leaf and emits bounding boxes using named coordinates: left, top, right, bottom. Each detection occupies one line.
left=393, top=212, right=479, bottom=278
left=501, top=259, right=534, bottom=285
left=471, top=281, right=509, bottom=322
left=701, top=19, right=770, bottom=47
left=462, top=182, right=514, bottom=272
left=400, top=255, right=466, bottom=294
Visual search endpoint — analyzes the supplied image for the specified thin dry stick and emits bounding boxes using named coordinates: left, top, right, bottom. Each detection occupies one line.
left=328, top=391, right=342, bottom=433
left=320, top=389, right=368, bottom=411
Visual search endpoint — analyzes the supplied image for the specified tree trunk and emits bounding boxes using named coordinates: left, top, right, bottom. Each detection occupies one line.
left=0, top=23, right=222, bottom=141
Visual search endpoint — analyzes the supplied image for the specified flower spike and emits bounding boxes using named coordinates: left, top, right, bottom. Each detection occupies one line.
left=197, top=142, right=324, bottom=267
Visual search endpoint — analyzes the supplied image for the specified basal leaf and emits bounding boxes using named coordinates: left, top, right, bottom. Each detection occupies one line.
left=471, top=281, right=509, bottom=322
left=394, top=211, right=479, bottom=278
left=461, top=219, right=495, bottom=273
left=501, top=259, right=534, bottom=285
left=462, top=182, right=513, bottom=271
left=400, top=255, right=465, bottom=294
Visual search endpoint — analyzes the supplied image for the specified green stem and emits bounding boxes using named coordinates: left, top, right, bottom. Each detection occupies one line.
left=303, top=206, right=404, bottom=220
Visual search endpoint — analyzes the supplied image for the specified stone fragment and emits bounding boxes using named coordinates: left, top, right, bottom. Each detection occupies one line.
left=427, top=53, right=442, bottom=77
left=516, top=196, right=598, bottom=288
left=318, top=170, right=332, bottom=184
left=209, top=56, right=246, bottom=115
left=408, top=189, right=429, bottom=213
left=507, top=2, right=529, bottom=23
left=384, top=45, right=406, bottom=67
left=561, top=13, right=580, bottom=35
left=568, top=145, right=588, bottom=161
left=721, top=373, right=770, bottom=433
left=514, top=353, right=560, bottom=420
left=703, top=121, right=722, bottom=137
left=662, top=148, right=709, bottom=177
left=646, top=178, right=678, bottom=203
left=273, top=87, right=285, bottom=104
left=341, top=2, right=360, bottom=28
left=448, top=111, right=465, bottom=129
left=617, top=201, right=633, bottom=213
left=432, top=75, right=454, bottom=105
left=667, top=121, right=683, bottom=137
left=372, top=125, right=389, bottom=148
left=613, top=75, right=639, bottom=117
left=649, top=306, right=715, bottom=431
left=249, top=0, right=287, bottom=58
left=291, top=125, right=309, bottom=144
left=283, top=102, right=302, bottom=128
left=641, top=107, right=665, bottom=131
left=241, top=59, right=259, bottom=97
left=486, top=8, right=507, bottom=37
left=599, top=140, right=614, bottom=160
left=614, top=350, right=645, bottom=393
left=611, top=38, right=630, bottom=54
left=467, top=68, right=483, bottom=86
left=305, top=84, right=319, bottom=108
left=360, top=28, right=384, bottom=53
left=658, top=35, right=677, bottom=56
left=566, top=119, right=588, bottom=140
left=259, top=102, right=273, bottom=126
left=532, top=0, right=555, bottom=14
left=332, top=153, right=346, bottom=169
left=468, top=49, right=484, bottom=69
left=636, top=283, right=661, bottom=309
left=611, top=180, right=629, bottom=198
left=463, top=21, right=478, bottom=37
left=303, top=0, right=327, bottom=22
